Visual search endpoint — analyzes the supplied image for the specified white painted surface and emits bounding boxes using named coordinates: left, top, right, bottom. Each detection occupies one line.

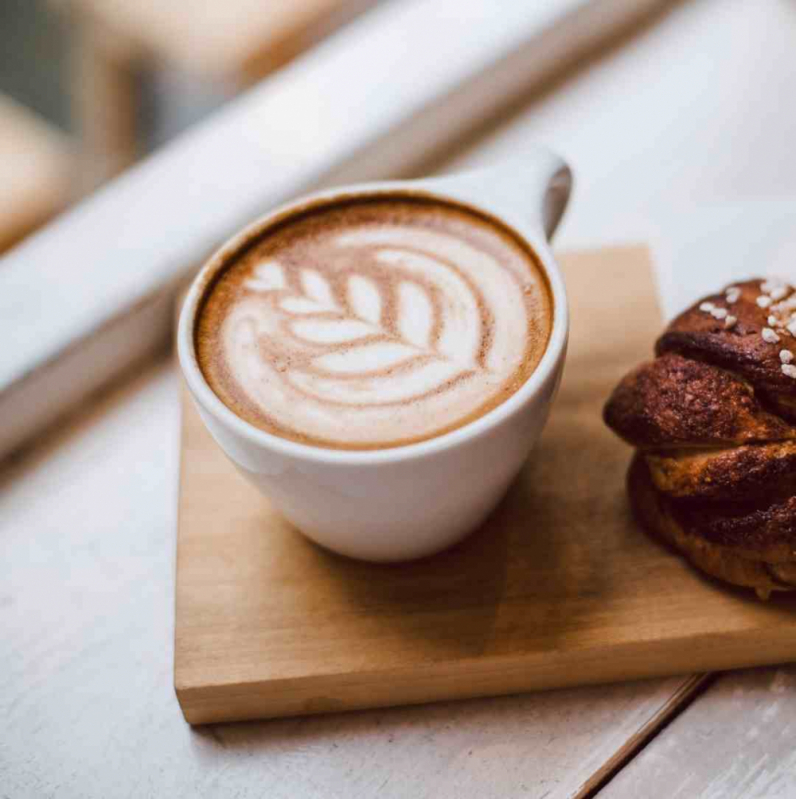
left=649, top=198, right=796, bottom=319
left=602, top=667, right=796, bottom=798
left=5, top=0, right=796, bottom=794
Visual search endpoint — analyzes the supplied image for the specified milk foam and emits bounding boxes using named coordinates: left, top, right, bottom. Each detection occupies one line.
left=198, top=201, right=550, bottom=449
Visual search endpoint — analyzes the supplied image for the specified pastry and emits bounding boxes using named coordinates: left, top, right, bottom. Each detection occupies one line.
left=628, top=455, right=796, bottom=597
left=604, top=278, right=796, bottom=598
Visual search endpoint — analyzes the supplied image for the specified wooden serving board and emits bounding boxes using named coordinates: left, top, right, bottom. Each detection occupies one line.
left=175, top=246, right=796, bottom=726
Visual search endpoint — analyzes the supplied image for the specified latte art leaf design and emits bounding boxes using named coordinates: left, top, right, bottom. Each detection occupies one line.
left=241, top=247, right=487, bottom=406
left=198, top=202, right=545, bottom=448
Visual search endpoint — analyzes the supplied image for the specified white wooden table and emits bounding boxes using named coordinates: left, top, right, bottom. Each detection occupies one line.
left=3, top=1, right=796, bottom=796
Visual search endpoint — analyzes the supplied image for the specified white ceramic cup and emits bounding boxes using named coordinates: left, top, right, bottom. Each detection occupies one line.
left=178, top=148, right=571, bottom=562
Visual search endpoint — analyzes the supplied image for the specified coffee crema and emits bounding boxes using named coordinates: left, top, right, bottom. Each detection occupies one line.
left=195, top=197, right=553, bottom=450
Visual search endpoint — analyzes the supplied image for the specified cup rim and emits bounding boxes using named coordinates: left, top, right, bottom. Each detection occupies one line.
left=177, top=177, right=569, bottom=465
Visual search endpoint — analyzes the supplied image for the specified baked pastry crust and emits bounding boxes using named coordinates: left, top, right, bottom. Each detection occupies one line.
left=605, top=278, right=796, bottom=597
left=657, top=280, right=796, bottom=420
left=628, top=455, right=796, bottom=600
left=604, top=353, right=796, bottom=449
left=646, top=441, right=796, bottom=501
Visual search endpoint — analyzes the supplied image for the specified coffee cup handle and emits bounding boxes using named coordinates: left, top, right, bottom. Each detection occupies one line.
left=419, top=147, right=572, bottom=242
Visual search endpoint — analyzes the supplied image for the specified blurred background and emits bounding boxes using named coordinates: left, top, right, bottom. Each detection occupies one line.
left=0, top=0, right=379, bottom=252
left=4, top=0, right=796, bottom=457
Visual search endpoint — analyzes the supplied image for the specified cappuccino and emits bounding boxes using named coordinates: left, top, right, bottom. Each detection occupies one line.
left=196, top=197, right=552, bottom=450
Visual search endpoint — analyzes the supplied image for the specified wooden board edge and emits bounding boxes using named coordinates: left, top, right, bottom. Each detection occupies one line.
left=173, top=630, right=794, bottom=725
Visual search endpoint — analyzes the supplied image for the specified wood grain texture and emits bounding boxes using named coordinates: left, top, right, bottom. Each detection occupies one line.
left=174, top=246, right=796, bottom=725
left=0, top=95, right=71, bottom=252
left=602, top=665, right=796, bottom=798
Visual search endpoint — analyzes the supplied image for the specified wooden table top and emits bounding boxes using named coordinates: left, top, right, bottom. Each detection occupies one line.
left=3, top=0, right=796, bottom=796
